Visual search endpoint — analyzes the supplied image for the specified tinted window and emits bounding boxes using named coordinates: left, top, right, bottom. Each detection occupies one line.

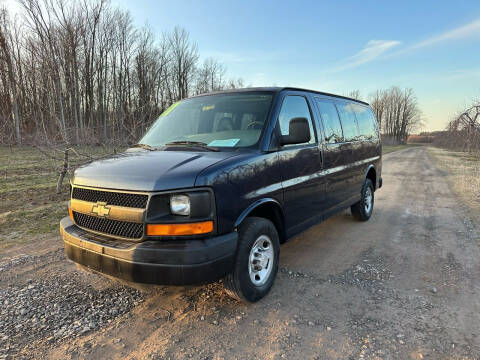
left=352, top=104, right=378, bottom=140
left=315, top=99, right=343, bottom=143
left=336, top=102, right=359, bottom=142
left=278, top=95, right=315, bottom=144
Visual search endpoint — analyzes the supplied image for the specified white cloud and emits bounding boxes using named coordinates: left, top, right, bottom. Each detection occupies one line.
left=327, top=18, right=480, bottom=73
left=349, top=40, right=402, bottom=66
left=410, top=18, right=480, bottom=49
left=328, top=40, right=401, bottom=72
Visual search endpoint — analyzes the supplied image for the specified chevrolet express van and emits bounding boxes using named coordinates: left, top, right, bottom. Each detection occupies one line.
left=60, top=87, right=382, bottom=302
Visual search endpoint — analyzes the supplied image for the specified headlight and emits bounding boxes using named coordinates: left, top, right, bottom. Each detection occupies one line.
left=146, top=190, right=213, bottom=223
left=170, top=195, right=190, bottom=216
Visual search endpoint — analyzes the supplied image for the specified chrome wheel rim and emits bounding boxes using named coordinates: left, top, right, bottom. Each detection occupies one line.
left=364, top=187, right=373, bottom=214
left=248, top=235, right=274, bottom=286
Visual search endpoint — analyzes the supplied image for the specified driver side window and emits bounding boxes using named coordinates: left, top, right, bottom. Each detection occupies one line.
left=278, top=95, right=315, bottom=144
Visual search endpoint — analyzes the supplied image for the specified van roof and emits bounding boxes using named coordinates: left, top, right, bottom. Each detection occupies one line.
left=190, top=87, right=370, bottom=106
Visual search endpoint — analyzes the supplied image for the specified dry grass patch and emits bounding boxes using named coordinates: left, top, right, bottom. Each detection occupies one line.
left=428, top=146, right=480, bottom=222
left=0, top=146, right=119, bottom=250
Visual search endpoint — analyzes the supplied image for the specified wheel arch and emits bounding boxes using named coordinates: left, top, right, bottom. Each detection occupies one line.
left=365, top=165, right=377, bottom=190
left=234, top=198, right=286, bottom=243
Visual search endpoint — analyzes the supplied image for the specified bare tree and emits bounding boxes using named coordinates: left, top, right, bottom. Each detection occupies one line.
left=435, top=101, right=480, bottom=153
left=369, top=86, right=422, bottom=144
left=0, top=8, right=21, bottom=144
left=195, top=57, right=226, bottom=95
left=0, top=1, right=243, bottom=146
left=167, top=26, right=198, bottom=101
left=345, top=89, right=362, bottom=101
left=226, top=77, right=245, bottom=89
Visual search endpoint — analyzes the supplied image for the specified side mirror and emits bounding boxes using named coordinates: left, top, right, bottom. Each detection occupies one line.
left=280, top=117, right=311, bottom=145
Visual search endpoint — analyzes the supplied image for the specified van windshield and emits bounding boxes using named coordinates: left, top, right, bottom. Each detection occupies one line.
left=139, top=92, right=273, bottom=149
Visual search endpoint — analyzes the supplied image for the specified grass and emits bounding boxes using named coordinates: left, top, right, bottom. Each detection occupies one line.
left=382, top=143, right=423, bottom=155
left=428, top=146, right=480, bottom=223
left=0, top=145, right=119, bottom=249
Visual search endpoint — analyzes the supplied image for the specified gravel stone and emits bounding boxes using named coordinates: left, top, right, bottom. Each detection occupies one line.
left=0, top=254, right=144, bottom=358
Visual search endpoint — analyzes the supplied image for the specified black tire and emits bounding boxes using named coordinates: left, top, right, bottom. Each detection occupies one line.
left=223, top=217, right=280, bottom=302
left=351, top=178, right=375, bottom=221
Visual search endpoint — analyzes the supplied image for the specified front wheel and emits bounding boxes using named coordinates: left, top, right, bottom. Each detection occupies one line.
left=351, top=178, right=374, bottom=221
left=223, top=217, right=280, bottom=302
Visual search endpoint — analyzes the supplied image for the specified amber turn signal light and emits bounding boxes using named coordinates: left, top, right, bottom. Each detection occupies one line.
left=146, top=221, right=214, bottom=236
left=68, top=207, right=74, bottom=221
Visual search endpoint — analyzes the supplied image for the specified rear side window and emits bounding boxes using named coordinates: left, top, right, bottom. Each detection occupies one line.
left=315, top=99, right=343, bottom=143
left=352, top=104, right=378, bottom=140
left=278, top=95, right=316, bottom=144
left=336, top=102, right=359, bottom=142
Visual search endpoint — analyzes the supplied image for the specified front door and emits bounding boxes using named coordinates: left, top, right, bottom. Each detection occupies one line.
left=274, top=93, right=325, bottom=237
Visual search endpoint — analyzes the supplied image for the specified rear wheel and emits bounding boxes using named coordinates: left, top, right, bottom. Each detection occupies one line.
left=223, top=217, right=280, bottom=302
left=351, top=178, right=374, bottom=221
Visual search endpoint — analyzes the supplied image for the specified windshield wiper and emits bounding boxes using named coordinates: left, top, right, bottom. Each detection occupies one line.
left=131, top=143, right=158, bottom=151
left=164, top=141, right=219, bottom=152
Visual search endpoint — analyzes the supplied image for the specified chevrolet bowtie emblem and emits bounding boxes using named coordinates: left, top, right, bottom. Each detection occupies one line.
left=91, top=201, right=111, bottom=217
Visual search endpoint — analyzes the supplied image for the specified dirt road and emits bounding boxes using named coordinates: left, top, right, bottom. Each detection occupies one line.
left=1, top=146, right=480, bottom=359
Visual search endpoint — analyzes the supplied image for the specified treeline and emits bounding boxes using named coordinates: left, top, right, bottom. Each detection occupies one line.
left=434, top=102, right=480, bottom=153
left=408, top=134, right=435, bottom=143
left=369, top=87, right=422, bottom=144
left=0, top=0, right=244, bottom=146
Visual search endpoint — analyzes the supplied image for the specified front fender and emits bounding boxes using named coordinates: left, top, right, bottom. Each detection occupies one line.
left=234, top=198, right=284, bottom=228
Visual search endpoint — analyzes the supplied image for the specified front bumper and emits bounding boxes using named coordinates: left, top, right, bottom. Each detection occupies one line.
left=60, top=217, right=238, bottom=285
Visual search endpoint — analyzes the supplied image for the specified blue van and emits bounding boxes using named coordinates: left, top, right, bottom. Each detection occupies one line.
left=60, top=87, right=382, bottom=302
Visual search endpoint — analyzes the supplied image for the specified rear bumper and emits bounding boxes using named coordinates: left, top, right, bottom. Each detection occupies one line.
left=60, top=217, right=238, bottom=285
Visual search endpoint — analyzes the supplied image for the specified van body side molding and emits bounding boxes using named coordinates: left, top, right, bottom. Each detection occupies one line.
left=321, top=156, right=380, bottom=176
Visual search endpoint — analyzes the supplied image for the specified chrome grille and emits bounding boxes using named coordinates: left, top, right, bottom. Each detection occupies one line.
left=72, top=187, right=148, bottom=208
left=73, top=211, right=144, bottom=239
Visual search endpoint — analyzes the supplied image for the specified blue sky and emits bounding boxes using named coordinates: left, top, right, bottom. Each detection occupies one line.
left=111, top=0, right=480, bottom=131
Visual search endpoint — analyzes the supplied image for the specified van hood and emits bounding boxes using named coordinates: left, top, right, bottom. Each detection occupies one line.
left=72, top=149, right=238, bottom=191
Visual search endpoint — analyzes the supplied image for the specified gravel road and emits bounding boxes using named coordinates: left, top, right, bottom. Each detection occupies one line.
left=1, top=146, right=480, bottom=359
